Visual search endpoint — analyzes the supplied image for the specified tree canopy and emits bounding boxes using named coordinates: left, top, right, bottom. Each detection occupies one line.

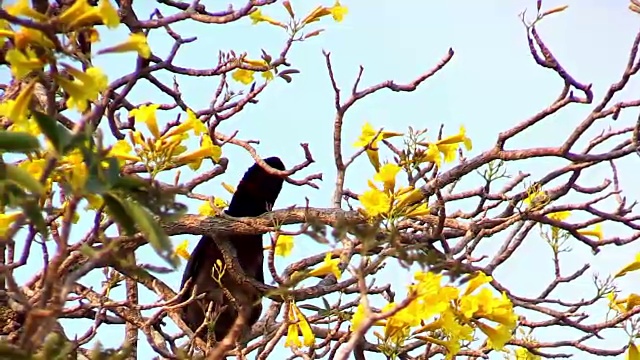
left=0, top=1, right=639, bottom=359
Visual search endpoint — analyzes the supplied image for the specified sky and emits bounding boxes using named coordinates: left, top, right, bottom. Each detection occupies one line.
left=3, top=0, right=640, bottom=359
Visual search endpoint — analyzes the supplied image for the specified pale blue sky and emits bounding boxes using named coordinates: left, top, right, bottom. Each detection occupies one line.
left=3, top=0, right=640, bottom=359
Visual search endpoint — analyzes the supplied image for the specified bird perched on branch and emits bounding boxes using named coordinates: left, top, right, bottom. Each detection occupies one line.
left=178, top=157, right=286, bottom=343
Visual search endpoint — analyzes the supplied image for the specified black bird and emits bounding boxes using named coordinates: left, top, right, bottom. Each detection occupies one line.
left=178, top=157, right=286, bottom=343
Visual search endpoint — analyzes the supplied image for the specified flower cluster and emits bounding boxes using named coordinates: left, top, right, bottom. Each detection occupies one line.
left=231, top=1, right=348, bottom=85
left=351, top=271, right=518, bottom=359
left=353, top=122, right=473, bottom=172
left=358, top=163, right=430, bottom=220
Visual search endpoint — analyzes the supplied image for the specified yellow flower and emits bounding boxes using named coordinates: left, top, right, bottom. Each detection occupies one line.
left=475, top=321, right=512, bottom=350
left=175, top=240, right=190, bottom=260
left=395, top=187, right=424, bottom=209
left=262, top=70, right=274, bottom=81
left=353, top=122, right=403, bottom=171
left=5, top=48, right=44, bottom=79
left=249, top=9, right=286, bottom=27
left=130, top=104, right=161, bottom=138
left=198, top=200, right=218, bottom=216
left=0, top=80, right=35, bottom=124
left=436, top=143, right=458, bottom=164
left=627, top=342, right=640, bottom=360
left=284, top=303, right=315, bottom=348
left=359, top=186, right=391, bottom=218
left=381, top=302, right=414, bottom=344
left=350, top=303, right=367, bottom=331
left=61, top=151, right=88, bottom=193
left=232, top=69, right=255, bottom=85
left=606, top=292, right=626, bottom=313
left=58, top=0, right=120, bottom=29
left=85, top=194, right=104, bottom=210
left=221, top=182, right=236, bottom=194
left=213, top=197, right=228, bottom=209
left=577, top=223, right=603, bottom=240
left=173, top=135, right=222, bottom=171
left=162, top=108, right=207, bottom=139
left=108, top=140, right=141, bottom=163
left=463, top=271, right=492, bottom=296
left=98, top=33, right=151, bottom=59
left=547, top=211, right=571, bottom=221
left=274, top=234, right=294, bottom=257
left=7, top=0, right=49, bottom=22
left=373, top=163, right=401, bottom=192
left=14, top=28, right=55, bottom=50
left=514, top=347, right=542, bottom=360
left=307, top=252, right=341, bottom=279
left=329, top=1, right=348, bottom=22
left=301, top=5, right=332, bottom=24
left=55, top=65, right=108, bottom=112
left=614, top=252, right=640, bottom=278
left=523, top=183, right=549, bottom=209
left=436, top=125, right=473, bottom=151
left=0, top=212, right=21, bottom=238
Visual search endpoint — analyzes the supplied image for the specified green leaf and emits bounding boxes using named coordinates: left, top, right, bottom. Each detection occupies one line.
left=32, top=111, right=71, bottom=153
left=22, top=199, right=49, bottom=239
left=322, top=297, right=331, bottom=310
left=103, top=192, right=137, bottom=235
left=0, top=130, right=40, bottom=153
left=121, top=199, right=176, bottom=267
left=3, top=163, right=44, bottom=196
left=298, top=304, right=323, bottom=312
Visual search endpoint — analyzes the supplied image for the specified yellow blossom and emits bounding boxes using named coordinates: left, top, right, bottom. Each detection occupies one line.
left=353, top=122, right=403, bottom=171
left=404, top=203, right=431, bottom=218
left=85, top=194, right=104, bottom=210
left=464, top=271, right=492, bottom=296
left=373, top=163, right=401, bottom=192
left=381, top=302, right=414, bottom=344
left=614, top=252, right=640, bottom=278
left=274, top=234, right=294, bottom=257
left=5, top=48, right=44, bottom=79
left=436, top=125, right=473, bottom=151
left=329, top=1, right=348, bottom=22
left=307, top=252, right=341, bottom=279
left=475, top=321, right=512, bottom=350
left=213, top=197, right=228, bottom=209
left=350, top=303, right=367, bottom=331
left=359, top=187, right=391, bottom=218
left=55, top=65, right=108, bottom=112
left=198, top=200, right=219, bottom=216
left=162, top=108, right=207, bottom=139
left=98, top=33, right=151, bottom=59
left=175, top=240, right=190, bottom=260
left=577, top=223, right=603, bottom=240
left=58, top=0, right=120, bottom=29
left=7, top=0, right=49, bottom=22
left=221, top=182, right=236, bottom=194
left=0, top=80, right=35, bottom=124
left=514, top=347, right=542, bottom=360
left=232, top=69, right=255, bottom=85
left=173, top=135, right=222, bottom=171
left=0, top=212, right=21, bottom=238
left=285, top=303, right=315, bottom=347
left=108, top=140, right=141, bottom=163
left=14, top=28, right=55, bottom=50
left=130, top=104, right=161, bottom=138
left=523, top=183, right=549, bottom=209
left=606, top=292, right=627, bottom=313
left=627, top=342, right=640, bottom=360
left=249, top=9, right=286, bottom=27
left=301, top=5, right=332, bottom=24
